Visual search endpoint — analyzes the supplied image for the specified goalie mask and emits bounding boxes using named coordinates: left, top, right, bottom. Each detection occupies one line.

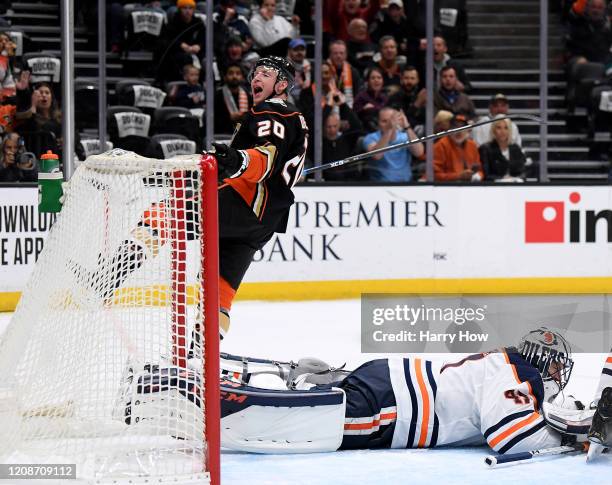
left=248, top=56, right=296, bottom=95
left=518, top=327, right=574, bottom=400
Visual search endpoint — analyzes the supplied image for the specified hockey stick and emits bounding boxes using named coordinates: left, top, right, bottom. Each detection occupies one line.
left=302, top=114, right=544, bottom=176
left=484, top=442, right=589, bottom=467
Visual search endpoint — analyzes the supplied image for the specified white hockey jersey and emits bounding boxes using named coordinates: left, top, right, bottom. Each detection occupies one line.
left=340, top=349, right=561, bottom=454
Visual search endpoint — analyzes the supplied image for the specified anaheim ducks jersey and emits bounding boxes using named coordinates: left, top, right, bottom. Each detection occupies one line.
left=223, top=97, right=308, bottom=232
left=340, top=349, right=561, bottom=454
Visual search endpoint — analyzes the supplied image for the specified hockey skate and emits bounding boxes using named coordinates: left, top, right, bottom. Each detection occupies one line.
left=587, top=386, right=611, bottom=462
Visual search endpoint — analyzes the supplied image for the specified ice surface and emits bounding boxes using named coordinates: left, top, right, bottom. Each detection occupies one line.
left=2, top=299, right=610, bottom=484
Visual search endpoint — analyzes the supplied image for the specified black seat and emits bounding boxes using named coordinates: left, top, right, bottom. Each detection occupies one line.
left=125, top=6, right=166, bottom=52
left=437, top=0, right=469, bottom=56
left=75, top=79, right=100, bottom=130
left=23, top=52, right=61, bottom=89
left=147, top=134, right=196, bottom=159
left=589, top=84, right=612, bottom=135
left=152, top=107, right=201, bottom=148
left=568, top=62, right=606, bottom=112
left=115, top=79, right=151, bottom=104
left=77, top=138, right=114, bottom=160
left=107, top=106, right=150, bottom=156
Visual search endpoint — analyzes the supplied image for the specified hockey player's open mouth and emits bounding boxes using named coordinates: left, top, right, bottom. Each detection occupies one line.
left=253, top=86, right=263, bottom=95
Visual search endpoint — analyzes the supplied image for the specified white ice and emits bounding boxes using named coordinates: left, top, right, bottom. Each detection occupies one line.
left=1, top=299, right=610, bottom=484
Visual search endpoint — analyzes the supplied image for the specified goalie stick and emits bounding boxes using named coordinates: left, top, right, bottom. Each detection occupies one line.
left=302, top=114, right=544, bottom=176
left=484, top=442, right=593, bottom=467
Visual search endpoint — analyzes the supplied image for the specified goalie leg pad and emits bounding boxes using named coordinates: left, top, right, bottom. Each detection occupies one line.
left=220, top=382, right=346, bottom=453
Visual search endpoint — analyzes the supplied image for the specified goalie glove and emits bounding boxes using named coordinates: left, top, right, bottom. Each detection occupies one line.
left=211, top=143, right=249, bottom=181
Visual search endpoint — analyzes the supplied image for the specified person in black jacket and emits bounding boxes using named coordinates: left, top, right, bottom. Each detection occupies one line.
left=478, top=117, right=526, bottom=181
left=157, top=0, right=205, bottom=82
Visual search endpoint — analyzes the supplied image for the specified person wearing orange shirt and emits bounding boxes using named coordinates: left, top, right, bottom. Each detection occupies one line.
left=433, top=114, right=483, bottom=182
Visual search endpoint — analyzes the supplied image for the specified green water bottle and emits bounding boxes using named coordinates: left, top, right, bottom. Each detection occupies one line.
left=38, top=150, right=63, bottom=213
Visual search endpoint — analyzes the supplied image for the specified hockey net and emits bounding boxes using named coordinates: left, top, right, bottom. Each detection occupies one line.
left=0, top=150, right=220, bottom=484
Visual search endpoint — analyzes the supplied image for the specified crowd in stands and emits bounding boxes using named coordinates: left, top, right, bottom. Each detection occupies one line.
left=1, top=0, right=610, bottom=184
left=562, top=0, right=612, bottom=155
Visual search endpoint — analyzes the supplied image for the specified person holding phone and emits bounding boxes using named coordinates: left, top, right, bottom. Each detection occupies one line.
left=0, top=132, right=36, bottom=182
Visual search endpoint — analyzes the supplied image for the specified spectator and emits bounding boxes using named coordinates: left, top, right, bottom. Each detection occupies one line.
left=478, top=117, right=526, bottom=182
left=388, top=65, right=426, bottom=129
left=275, top=0, right=297, bottom=18
left=375, top=36, right=405, bottom=93
left=217, top=36, right=249, bottom=76
left=433, top=114, right=483, bottom=182
left=328, top=40, right=362, bottom=108
left=472, top=93, right=522, bottom=147
left=0, top=32, right=16, bottom=102
left=433, top=35, right=472, bottom=92
left=323, top=0, right=381, bottom=42
left=213, top=0, right=253, bottom=56
left=169, top=64, right=206, bottom=109
left=287, top=38, right=311, bottom=100
left=353, top=67, right=389, bottom=132
left=346, top=19, right=377, bottom=74
left=0, top=133, right=36, bottom=182
left=214, top=62, right=251, bottom=134
left=370, top=0, right=422, bottom=63
left=299, top=61, right=362, bottom=138
left=363, top=106, right=423, bottom=182
left=566, top=0, right=611, bottom=67
left=433, top=109, right=453, bottom=134
left=159, top=0, right=205, bottom=81
left=434, top=66, right=476, bottom=119
left=249, top=0, right=299, bottom=57
left=294, top=0, right=314, bottom=36
left=322, top=112, right=362, bottom=181
left=15, top=77, right=62, bottom=143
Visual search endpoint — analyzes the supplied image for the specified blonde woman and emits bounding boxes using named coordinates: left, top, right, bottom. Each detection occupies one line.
left=478, top=116, right=526, bottom=181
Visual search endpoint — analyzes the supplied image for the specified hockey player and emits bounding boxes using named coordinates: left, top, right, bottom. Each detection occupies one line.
left=210, top=55, right=309, bottom=338
left=73, top=56, right=308, bottom=342
left=217, top=327, right=593, bottom=455
left=587, top=351, right=612, bottom=461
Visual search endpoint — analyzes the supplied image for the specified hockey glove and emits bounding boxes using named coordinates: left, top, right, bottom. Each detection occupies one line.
left=212, top=143, right=248, bottom=181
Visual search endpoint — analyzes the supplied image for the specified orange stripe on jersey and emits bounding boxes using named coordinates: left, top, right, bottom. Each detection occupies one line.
left=242, top=145, right=275, bottom=183
left=489, top=412, right=541, bottom=448
left=414, top=359, right=431, bottom=447
left=503, top=351, right=521, bottom=384
left=606, top=356, right=612, bottom=364
left=344, top=412, right=398, bottom=430
left=250, top=108, right=302, bottom=118
left=226, top=177, right=257, bottom=208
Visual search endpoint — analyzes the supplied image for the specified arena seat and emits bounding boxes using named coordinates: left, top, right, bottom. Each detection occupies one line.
left=107, top=106, right=151, bottom=156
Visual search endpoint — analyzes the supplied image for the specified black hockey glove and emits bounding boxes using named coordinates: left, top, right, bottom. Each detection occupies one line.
left=212, top=143, right=248, bottom=181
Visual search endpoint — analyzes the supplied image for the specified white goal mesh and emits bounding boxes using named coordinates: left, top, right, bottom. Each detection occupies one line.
left=0, top=150, right=220, bottom=484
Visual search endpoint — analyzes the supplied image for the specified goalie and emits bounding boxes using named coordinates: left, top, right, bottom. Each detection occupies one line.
left=118, top=327, right=607, bottom=458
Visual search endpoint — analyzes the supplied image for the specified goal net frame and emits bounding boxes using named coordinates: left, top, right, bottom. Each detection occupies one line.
left=0, top=151, right=220, bottom=484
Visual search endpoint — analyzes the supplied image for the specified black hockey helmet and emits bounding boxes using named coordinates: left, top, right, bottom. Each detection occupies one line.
left=518, top=327, right=574, bottom=395
left=248, top=56, right=296, bottom=93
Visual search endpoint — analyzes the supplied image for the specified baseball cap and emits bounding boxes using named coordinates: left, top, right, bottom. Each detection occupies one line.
left=450, top=113, right=469, bottom=128
left=388, top=0, right=404, bottom=8
left=490, top=93, right=508, bottom=103
left=288, top=38, right=306, bottom=49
